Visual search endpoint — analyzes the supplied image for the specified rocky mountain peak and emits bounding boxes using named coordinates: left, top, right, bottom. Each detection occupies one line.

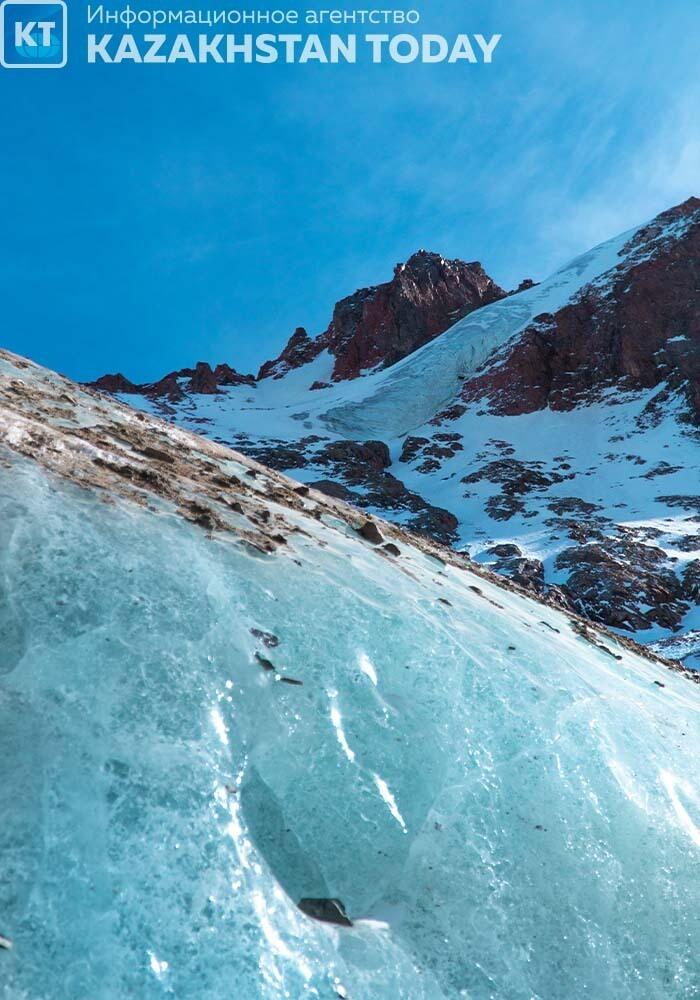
left=323, top=251, right=505, bottom=381
left=187, top=361, right=219, bottom=394
left=90, top=250, right=506, bottom=395
left=248, top=251, right=506, bottom=384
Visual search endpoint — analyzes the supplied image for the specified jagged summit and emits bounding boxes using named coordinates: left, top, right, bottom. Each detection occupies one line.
left=257, top=248, right=506, bottom=382
left=257, top=326, right=320, bottom=381
left=91, top=249, right=506, bottom=394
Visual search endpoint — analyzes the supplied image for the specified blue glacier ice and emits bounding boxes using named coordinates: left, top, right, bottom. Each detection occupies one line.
left=0, top=350, right=699, bottom=999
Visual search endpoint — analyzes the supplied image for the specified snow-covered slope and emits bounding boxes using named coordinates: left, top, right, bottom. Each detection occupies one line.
left=104, top=200, right=700, bottom=666
left=1, top=349, right=699, bottom=999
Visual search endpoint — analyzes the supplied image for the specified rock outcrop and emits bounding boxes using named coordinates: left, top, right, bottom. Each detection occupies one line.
left=90, top=373, right=139, bottom=393
left=91, top=361, right=256, bottom=400
left=462, top=197, right=700, bottom=424
left=257, top=251, right=505, bottom=382
left=321, top=251, right=506, bottom=381
left=257, top=327, right=323, bottom=381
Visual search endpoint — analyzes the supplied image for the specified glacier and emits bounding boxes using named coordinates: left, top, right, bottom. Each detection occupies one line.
left=1, top=350, right=700, bottom=999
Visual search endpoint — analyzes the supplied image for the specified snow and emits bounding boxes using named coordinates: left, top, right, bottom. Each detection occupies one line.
left=1, top=351, right=700, bottom=999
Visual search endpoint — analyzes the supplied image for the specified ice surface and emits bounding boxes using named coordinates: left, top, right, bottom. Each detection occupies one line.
left=1, top=363, right=700, bottom=999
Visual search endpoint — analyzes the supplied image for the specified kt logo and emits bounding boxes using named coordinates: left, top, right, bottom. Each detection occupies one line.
left=0, top=1, right=67, bottom=68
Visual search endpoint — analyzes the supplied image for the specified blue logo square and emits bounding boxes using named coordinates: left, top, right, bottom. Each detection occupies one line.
left=0, top=1, right=67, bottom=68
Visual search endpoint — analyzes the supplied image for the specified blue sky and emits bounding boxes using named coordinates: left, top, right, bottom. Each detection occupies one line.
left=2, top=0, right=699, bottom=381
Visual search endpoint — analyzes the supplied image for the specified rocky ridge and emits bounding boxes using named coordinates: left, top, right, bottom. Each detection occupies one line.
left=461, top=198, right=700, bottom=422
left=93, top=250, right=507, bottom=398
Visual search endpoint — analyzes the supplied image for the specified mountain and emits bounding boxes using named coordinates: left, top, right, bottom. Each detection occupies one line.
left=1, top=348, right=699, bottom=999
left=93, top=250, right=506, bottom=396
left=257, top=250, right=507, bottom=382
left=91, top=200, right=700, bottom=668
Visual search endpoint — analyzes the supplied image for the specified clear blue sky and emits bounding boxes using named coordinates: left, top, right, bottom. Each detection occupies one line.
left=2, top=0, right=699, bottom=381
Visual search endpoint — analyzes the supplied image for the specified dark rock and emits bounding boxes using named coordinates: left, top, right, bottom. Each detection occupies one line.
left=656, top=495, right=700, bottom=513
left=251, top=628, right=279, bottom=648
left=326, top=251, right=506, bottom=381
left=358, top=519, right=383, bottom=544
left=548, top=497, right=601, bottom=516
left=682, top=560, right=700, bottom=601
left=144, top=373, right=185, bottom=401
left=558, top=519, right=609, bottom=545
left=486, top=543, right=522, bottom=559
left=484, top=495, right=525, bottom=521
left=463, top=459, right=562, bottom=496
left=484, top=543, right=543, bottom=591
left=89, top=373, right=139, bottom=393
left=258, top=328, right=322, bottom=381
left=243, top=442, right=312, bottom=471
left=400, top=436, right=430, bottom=463
left=675, top=534, right=700, bottom=552
left=321, top=439, right=390, bottom=472
left=137, top=446, right=175, bottom=464
left=407, top=433, right=463, bottom=472
left=305, top=442, right=459, bottom=545
left=511, top=278, right=538, bottom=294
left=255, top=652, right=275, bottom=671
left=309, top=480, right=355, bottom=501
left=557, top=540, right=688, bottom=632
left=642, top=461, right=684, bottom=479
left=383, top=542, right=401, bottom=556
left=214, top=363, right=256, bottom=387
left=408, top=507, right=458, bottom=539
left=509, top=558, right=546, bottom=592
left=461, top=197, right=700, bottom=424
left=297, top=898, right=352, bottom=927
left=183, top=501, right=223, bottom=531
left=188, top=362, right=219, bottom=395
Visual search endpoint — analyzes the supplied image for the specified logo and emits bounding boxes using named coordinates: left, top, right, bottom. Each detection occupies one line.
left=0, top=1, right=67, bottom=68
